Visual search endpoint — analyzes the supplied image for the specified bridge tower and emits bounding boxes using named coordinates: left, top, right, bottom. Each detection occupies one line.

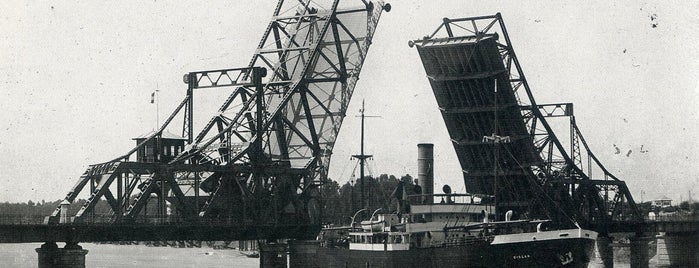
left=47, top=0, right=391, bottom=237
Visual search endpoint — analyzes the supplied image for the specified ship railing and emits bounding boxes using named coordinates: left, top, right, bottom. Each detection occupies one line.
left=406, top=193, right=491, bottom=205
left=442, top=237, right=466, bottom=247
left=435, top=236, right=484, bottom=248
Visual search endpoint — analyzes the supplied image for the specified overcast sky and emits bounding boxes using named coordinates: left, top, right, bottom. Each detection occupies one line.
left=1, top=1, right=698, bottom=204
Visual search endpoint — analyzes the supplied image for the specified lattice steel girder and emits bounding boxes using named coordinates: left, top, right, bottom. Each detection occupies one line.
left=521, top=103, right=574, bottom=118
left=576, top=179, right=640, bottom=223
left=50, top=1, right=390, bottom=229
left=182, top=1, right=390, bottom=168
left=176, top=0, right=390, bottom=221
left=411, top=13, right=641, bottom=225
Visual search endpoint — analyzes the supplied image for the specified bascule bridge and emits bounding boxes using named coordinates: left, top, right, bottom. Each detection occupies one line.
left=48, top=0, right=391, bottom=227
left=0, top=0, right=391, bottom=266
left=2, top=3, right=699, bottom=268
left=409, top=13, right=641, bottom=231
left=409, top=14, right=696, bottom=267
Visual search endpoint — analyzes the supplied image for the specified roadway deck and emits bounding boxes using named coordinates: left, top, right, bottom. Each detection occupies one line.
left=0, top=223, right=320, bottom=243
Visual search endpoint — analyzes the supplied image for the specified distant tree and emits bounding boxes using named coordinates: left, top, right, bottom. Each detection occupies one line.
left=399, top=174, right=413, bottom=184
left=319, top=173, right=414, bottom=225
left=321, top=179, right=344, bottom=225
left=679, top=201, right=690, bottom=211
left=637, top=202, right=652, bottom=215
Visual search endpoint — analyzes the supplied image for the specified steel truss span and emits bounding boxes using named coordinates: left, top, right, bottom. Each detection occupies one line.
left=48, top=0, right=390, bottom=236
left=411, top=14, right=640, bottom=228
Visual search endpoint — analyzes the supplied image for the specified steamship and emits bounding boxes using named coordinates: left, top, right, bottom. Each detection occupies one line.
left=288, top=144, right=597, bottom=267
left=287, top=12, right=599, bottom=265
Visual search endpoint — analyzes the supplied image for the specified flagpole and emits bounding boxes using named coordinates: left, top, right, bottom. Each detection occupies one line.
left=156, top=84, right=160, bottom=130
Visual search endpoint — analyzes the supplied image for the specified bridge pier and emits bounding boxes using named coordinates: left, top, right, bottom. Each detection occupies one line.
left=596, top=235, right=614, bottom=267
left=35, top=242, right=88, bottom=268
left=663, top=232, right=699, bottom=267
left=260, top=242, right=288, bottom=268
left=629, top=235, right=651, bottom=268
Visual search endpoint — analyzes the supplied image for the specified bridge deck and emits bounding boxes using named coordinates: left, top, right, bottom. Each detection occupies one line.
left=2, top=219, right=697, bottom=244
left=0, top=223, right=320, bottom=243
left=415, top=34, right=539, bottom=196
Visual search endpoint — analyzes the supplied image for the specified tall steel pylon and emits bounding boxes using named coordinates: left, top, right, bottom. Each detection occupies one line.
left=49, top=0, right=391, bottom=229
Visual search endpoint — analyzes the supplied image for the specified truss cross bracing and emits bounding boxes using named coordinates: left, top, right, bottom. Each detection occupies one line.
left=49, top=0, right=390, bottom=231
left=411, top=14, right=640, bottom=227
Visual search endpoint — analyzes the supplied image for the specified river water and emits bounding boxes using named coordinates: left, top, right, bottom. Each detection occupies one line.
left=0, top=243, right=661, bottom=267
left=0, top=243, right=258, bottom=268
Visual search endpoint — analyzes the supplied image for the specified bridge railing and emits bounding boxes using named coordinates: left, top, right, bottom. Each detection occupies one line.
left=648, top=213, right=699, bottom=222
left=0, top=214, right=46, bottom=225
left=0, top=214, right=291, bottom=226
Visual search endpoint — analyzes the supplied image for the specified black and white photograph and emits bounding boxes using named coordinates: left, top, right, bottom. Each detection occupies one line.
left=1, top=1, right=697, bottom=267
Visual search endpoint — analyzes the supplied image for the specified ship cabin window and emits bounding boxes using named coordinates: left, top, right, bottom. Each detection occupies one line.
left=351, top=233, right=396, bottom=244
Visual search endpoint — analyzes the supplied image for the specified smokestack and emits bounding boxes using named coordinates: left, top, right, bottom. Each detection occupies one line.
left=417, top=143, right=434, bottom=204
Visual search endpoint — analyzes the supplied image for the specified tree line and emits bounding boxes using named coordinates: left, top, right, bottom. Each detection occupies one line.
left=321, top=173, right=415, bottom=226
left=0, top=199, right=113, bottom=216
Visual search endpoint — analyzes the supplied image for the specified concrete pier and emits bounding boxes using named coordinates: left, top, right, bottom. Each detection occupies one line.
left=663, top=232, right=699, bottom=267
left=629, top=236, right=651, bottom=268
left=596, top=235, right=614, bottom=267
left=654, top=233, right=671, bottom=267
left=288, top=240, right=321, bottom=268
left=36, top=242, right=88, bottom=268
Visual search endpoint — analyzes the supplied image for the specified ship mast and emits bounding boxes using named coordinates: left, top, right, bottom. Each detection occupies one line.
left=352, top=100, right=378, bottom=210
left=494, top=79, right=498, bottom=220
left=483, top=79, right=510, bottom=221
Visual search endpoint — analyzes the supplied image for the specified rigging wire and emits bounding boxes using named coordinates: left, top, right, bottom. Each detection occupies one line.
left=365, top=158, right=375, bottom=178
left=334, top=157, right=354, bottom=183
left=349, top=160, right=359, bottom=185
left=501, top=143, right=578, bottom=227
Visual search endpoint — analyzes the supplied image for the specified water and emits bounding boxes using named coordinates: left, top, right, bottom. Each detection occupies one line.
left=0, top=243, right=259, bottom=268
left=1, top=243, right=662, bottom=267
left=589, top=262, right=661, bottom=268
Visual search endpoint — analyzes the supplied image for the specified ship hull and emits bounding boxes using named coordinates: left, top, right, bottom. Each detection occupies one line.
left=290, top=240, right=489, bottom=268
left=289, top=235, right=595, bottom=268
left=491, top=237, right=595, bottom=267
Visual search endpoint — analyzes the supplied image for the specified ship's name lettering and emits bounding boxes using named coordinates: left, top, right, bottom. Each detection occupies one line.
left=512, top=254, right=531, bottom=259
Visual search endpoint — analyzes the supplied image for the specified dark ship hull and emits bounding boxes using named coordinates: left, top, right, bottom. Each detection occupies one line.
left=290, top=241, right=488, bottom=268
left=491, top=236, right=595, bottom=268
left=289, top=231, right=596, bottom=268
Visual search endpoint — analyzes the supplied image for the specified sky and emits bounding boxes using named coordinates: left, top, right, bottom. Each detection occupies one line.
left=1, top=1, right=698, bottom=204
